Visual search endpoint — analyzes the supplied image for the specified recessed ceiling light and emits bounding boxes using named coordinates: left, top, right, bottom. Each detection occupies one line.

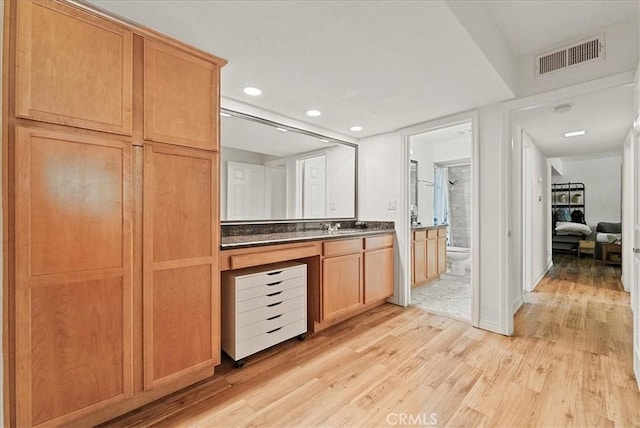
left=319, top=138, right=330, bottom=143
left=220, top=112, right=231, bottom=117
left=564, top=130, right=586, bottom=138
left=243, top=87, right=262, bottom=96
left=554, top=104, right=573, bottom=114
left=275, top=127, right=288, bottom=132
left=306, top=110, right=322, bottom=117
left=350, top=125, right=363, bottom=132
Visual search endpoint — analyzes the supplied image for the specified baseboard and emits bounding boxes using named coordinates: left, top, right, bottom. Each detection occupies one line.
left=513, top=296, right=523, bottom=314
left=531, top=259, right=553, bottom=291
left=478, top=319, right=504, bottom=335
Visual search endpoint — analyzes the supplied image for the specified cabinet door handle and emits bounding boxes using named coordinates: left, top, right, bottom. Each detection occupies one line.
left=267, top=281, right=283, bottom=286
left=267, top=271, right=283, bottom=276
left=266, top=327, right=283, bottom=334
left=267, top=291, right=283, bottom=297
left=267, top=301, right=283, bottom=307
left=634, top=248, right=640, bottom=254
left=267, top=314, right=283, bottom=321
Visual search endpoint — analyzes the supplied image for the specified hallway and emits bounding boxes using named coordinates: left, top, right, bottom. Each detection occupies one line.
left=103, top=255, right=639, bottom=427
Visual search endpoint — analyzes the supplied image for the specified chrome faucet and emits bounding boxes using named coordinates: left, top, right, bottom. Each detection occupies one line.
left=321, top=222, right=341, bottom=233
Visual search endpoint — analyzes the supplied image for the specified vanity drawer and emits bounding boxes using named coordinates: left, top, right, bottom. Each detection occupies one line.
left=236, top=319, right=306, bottom=360
left=427, top=229, right=437, bottom=239
left=238, top=295, right=306, bottom=327
left=237, top=306, right=305, bottom=341
left=235, top=264, right=306, bottom=290
left=413, top=230, right=426, bottom=241
left=237, top=276, right=305, bottom=301
left=323, top=238, right=363, bottom=257
left=365, top=234, right=393, bottom=250
left=437, top=227, right=447, bottom=237
left=237, top=285, right=306, bottom=313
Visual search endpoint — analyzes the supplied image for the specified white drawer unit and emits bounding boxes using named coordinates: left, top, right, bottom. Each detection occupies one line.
left=222, top=261, right=307, bottom=367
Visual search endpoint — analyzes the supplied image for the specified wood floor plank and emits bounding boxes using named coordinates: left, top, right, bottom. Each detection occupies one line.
left=101, top=254, right=638, bottom=427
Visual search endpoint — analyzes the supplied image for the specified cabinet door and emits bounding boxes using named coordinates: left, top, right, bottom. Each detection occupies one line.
left=426, top=238, right=438, bottom=279
left=322, top=253, right=363, bottom=320
left=144, top=39, right=220, bottom=150
left=412, top=241, right=427, bottom=285
left=364, top=247, right=394, bottom=304
left=14, top=126, right=132, bottom=427
left=437, top=237, right=447, bottom=274
left=15, top=0, right=133, bottom=134
left=143, top=143, right=219, bottom=390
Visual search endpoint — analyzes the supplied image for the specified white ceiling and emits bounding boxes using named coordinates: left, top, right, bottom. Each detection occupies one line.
left=87, top=0, right=638, bottom=153
left=88, top=0, right=514, bottom=138
left=513, top=84, right=633, bottom=158
left=486, top=0, right=639, bottom=56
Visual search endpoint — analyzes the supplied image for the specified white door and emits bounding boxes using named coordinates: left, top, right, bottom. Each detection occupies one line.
left=226, top=161, right=266, bottom=220
left=302, top=155, right=327, bottom=218
left=632, top=76, right=640, bottom=388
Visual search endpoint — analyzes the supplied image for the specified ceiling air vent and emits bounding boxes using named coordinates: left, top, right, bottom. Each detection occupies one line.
left=535, top=34, right=604, bottom=77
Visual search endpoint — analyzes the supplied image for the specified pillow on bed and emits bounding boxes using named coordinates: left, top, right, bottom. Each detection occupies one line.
left=596, top=232, right=622, bottom=244
left=555, top=221, right=592, bottom=236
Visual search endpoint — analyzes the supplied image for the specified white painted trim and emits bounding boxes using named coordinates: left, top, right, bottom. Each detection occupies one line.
left=479, top=319, right=504, bottom=335
left=635, top=345, right=640, bottom=390
left=504, top=72, right=635, bottom=337
left=399, top=110, right=480, bottom=325
left=513, top=296, right=523, bottom=314
left=532, top=259, right=553, bottom=292
left=523, top=143, right=532, bottom=293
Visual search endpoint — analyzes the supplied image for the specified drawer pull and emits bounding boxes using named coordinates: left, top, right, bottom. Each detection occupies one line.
left=267, top=314, right=283, bottom=321
left=267, top=281, right=283, bottom=286
left=266, top=327, right=283, bottom=334
left=267, top=291, right=283, bottom=297
left=267, top=270, right=283, bottom=276
left=267, top=301, right=283, bottom=307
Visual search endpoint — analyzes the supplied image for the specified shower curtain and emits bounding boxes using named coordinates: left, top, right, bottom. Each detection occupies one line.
left=433, top=166, right=451, bottom=245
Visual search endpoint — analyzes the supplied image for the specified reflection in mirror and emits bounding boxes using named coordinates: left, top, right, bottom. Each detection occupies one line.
left=221, top=109, right=357, bottom=222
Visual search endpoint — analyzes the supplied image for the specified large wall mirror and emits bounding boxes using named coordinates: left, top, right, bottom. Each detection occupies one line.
left=221, top=109, right=357, bottom=222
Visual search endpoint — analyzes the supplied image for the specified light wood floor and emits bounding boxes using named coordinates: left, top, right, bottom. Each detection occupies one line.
left=102, top=255, right=639, bottom=427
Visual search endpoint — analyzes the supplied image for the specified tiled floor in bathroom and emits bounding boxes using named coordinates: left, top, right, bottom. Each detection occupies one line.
left=410, top=267, right=471, bottom=322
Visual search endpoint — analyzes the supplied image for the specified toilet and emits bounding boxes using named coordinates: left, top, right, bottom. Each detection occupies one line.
left=446, top=246, right=470, bottom=275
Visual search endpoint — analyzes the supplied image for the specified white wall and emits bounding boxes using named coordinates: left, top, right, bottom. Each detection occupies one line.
left=433, top=137, right=472, bottom=163
left=552, top=153, right=623, bottom=227
left=358, top=131, right=404, bottom=305
left=518, top=18, right=640, bottom=97
left=523, top=133, right=552, bottom=290
left=0, top=2, right=4, bottom=423
left=478, top=104, right=507, bottom=333
left=622, top=129, right=633, bottom=293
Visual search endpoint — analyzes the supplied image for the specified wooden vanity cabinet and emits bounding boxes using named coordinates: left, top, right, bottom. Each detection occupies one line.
left=6, top=1, right=226, bottom=426
left=321, top=239, right=364, bottom=320
left=412, top=227, right=446, bottom=287
left=364, top=235, right=394, bottom=304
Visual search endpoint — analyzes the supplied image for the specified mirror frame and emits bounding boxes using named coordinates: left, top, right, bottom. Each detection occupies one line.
left=220, top=108, right=358, bottom=224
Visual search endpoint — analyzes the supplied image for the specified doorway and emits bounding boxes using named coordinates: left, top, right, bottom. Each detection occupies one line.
left=403, top=116, right=479, bottom=325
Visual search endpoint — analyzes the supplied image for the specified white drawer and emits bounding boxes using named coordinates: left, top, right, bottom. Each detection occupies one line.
left=237, top=285, right=306, bottom=313
left=236, top=264, right=306, bottom=290
left=237, top=306, right=305, bottom=341
left=235, top=319, right=306, bottom=360
left=238, top=295, right=306, bottom=327
left=237, top=277, right=305, bottom=302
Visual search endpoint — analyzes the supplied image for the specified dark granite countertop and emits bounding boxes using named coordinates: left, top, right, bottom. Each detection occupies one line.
left=221, top=228, right=394, bottom=249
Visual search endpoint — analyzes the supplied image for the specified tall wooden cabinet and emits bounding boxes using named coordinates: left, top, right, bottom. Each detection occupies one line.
left=4, top=1, right=226, bottom=426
